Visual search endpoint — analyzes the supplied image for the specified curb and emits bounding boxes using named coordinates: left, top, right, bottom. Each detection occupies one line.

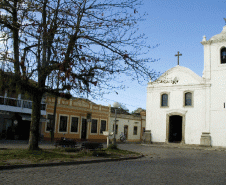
left=141, top=144, right=226, bottom=151
left=0, top=155, right=144, bottom=171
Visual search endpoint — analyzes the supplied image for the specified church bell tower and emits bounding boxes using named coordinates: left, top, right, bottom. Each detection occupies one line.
left=201, top=25, right=226, bottom=146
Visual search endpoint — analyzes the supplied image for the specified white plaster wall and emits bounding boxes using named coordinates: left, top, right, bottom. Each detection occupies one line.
left=210, top=111, right=226, bottom=147
left=146, top=90, right=153, bottom=131
left=146, top=90, right=167, bottom=142
left=209, top=42, right=226, bottom=109
left=184, top=106, right=205, bottom=144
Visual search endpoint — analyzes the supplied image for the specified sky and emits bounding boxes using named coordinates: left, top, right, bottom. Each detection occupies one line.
left=90, top=0, right=226, bottom=112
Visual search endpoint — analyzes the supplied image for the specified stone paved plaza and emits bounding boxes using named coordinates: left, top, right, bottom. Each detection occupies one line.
left=1, top=143, right=226, bottom=184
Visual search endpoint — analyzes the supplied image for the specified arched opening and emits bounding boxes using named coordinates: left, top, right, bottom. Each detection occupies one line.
left=169, top=115, right=182, bottom=143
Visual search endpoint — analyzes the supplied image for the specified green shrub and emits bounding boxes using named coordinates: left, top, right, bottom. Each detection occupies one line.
left=107, top=144, right=118, bottom=150
left=64, top=148, right=79, bottom=153
left=92, top=151, right=108, bottom=157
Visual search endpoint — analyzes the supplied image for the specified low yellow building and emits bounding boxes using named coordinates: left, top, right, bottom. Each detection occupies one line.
left=43, top=97, right=110, bottom=142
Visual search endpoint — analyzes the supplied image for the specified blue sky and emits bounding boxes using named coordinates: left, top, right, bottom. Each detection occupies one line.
left=90, top=0, right=226, bottom=112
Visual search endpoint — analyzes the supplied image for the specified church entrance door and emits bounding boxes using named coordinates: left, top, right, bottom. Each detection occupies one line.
left=169, top=115, right=182, bottom=143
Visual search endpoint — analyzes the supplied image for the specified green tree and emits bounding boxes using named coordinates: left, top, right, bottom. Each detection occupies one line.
left=0, top=0, right=157, bottom=150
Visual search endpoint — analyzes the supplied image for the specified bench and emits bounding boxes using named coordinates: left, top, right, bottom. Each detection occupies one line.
left=54, top=138, right=77, bottom=148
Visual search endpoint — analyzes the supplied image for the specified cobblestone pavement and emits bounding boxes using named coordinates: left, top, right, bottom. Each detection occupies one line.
left=1, top=143, right=226, bottom=184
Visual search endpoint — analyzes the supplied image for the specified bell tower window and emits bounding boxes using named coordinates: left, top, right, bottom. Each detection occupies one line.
left=220, top=47, right=226, bottom=64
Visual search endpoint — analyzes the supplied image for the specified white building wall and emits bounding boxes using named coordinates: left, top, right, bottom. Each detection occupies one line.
left=210, top=111, right=226, bottom=147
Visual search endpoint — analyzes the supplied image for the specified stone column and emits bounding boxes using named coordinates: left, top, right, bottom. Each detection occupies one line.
left=143, top=130, right=152, bottom=144
left=200, top=132, right=211, bottom=146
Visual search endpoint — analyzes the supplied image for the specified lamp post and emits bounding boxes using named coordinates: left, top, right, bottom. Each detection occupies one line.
left=112, top=108, right=117, bottom=145
left=14, top=120, right=18, bottom=140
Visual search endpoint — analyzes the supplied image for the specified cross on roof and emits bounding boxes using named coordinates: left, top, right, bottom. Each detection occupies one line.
left=175, top=51, right=182, bottom=65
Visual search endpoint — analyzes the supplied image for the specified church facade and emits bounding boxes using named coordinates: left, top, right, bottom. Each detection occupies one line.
left=146, top=25, right=226, bottom=147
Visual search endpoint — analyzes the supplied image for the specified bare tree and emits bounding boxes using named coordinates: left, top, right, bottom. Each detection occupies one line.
left=0, top=0, right=157, bottom=150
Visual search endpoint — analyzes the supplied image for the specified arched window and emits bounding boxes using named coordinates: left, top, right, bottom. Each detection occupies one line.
left=185, top=92, right=192, bottom=106
left=221, top=47, right=226, bottom=64
left=161, top=94, right=168, bottom=107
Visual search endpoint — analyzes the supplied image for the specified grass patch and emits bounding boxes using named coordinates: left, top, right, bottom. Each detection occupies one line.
left=92, top=150, right=109, bottom=157
left=0, top=149, right=72, bottom=162
left=105, top=148, right=139, bottom=155
left=0, top=147, right=141, bottom=166
left=107, top=144, right=118, bottom=150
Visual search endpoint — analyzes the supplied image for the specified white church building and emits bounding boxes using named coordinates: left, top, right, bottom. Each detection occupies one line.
left=146, top=25, right=226, bottom=147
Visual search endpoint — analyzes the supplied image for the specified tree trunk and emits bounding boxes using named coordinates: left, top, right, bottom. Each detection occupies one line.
left=28, top=93, right=43, bottom=150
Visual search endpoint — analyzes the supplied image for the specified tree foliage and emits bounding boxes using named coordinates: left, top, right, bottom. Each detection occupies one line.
left=0, top=0, right=157, bottom=150
left=131, top=107, right=145, bottom=114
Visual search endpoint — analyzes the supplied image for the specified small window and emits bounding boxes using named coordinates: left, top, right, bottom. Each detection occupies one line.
left=113, top=124, right=118, bottom=134
left=133, top=126, right=138, bottom=135
left=46, top=114, right=54, bottom=132
left=161, top=94, right=168, bottom=107
left=100, top=120, right=106, bottom=134
left=71, top=117, right=79, bottom=133
left=221, top=47, right=226, bottom=64
left=91, top=119, right=98, bottom=133
left=59, top=116, right=67, bottom=132
left=185, top=92, right=192, bottom=106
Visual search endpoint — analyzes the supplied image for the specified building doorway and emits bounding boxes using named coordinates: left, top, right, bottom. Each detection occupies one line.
left=81, top=118, right=87, bottom=140
left=124, top=125, right=128, bottom=139
left=19, top=120, right=30, bottom=140
left=169, top=115, right=182, bottom=143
